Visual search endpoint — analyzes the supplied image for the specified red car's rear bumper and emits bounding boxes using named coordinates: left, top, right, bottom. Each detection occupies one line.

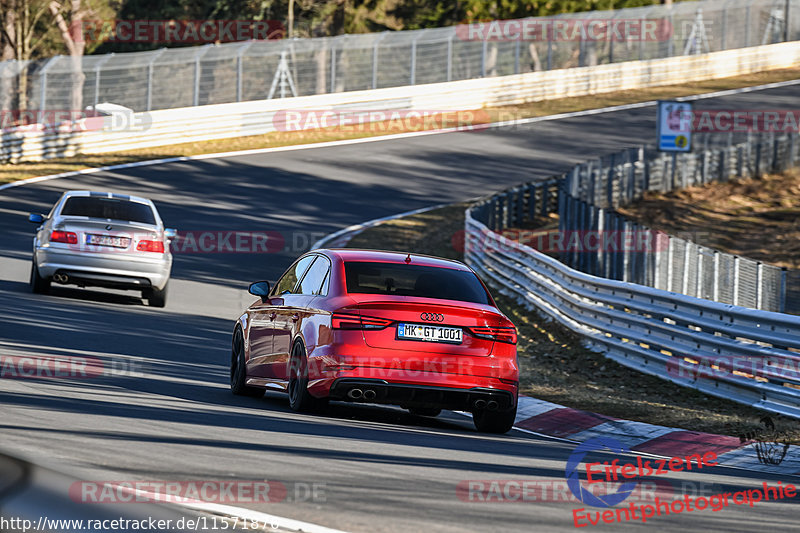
left=307, top=344, right=518, bottom=411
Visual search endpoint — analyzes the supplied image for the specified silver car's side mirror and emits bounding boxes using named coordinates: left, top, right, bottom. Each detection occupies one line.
left=164, top=228, right=177, bottom=240
left=28, top=214, right=45, bottom=224
left=248, top=281, right=271, bottom=303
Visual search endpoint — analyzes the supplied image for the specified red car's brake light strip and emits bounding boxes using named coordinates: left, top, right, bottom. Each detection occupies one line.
left=331, top=313, right=393, bottom=330
left=468, top=326, right=517, bottom=344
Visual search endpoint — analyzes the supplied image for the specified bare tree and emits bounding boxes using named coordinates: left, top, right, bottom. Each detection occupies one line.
left=49, top=0, right=85, bottom=113
left=0, top=0, right=52, bottom=112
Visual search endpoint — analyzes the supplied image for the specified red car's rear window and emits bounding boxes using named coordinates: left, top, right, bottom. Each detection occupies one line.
left=344, top=261, right=490, bottom=304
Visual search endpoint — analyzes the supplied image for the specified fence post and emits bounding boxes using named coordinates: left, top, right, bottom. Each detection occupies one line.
left=733, top=256, right=740, bottom=306
left=547, top=34, right=553, bottom=70
left=696, top=247, right=703, bottom=298
left=446, top=33, right=454, bottom=82
left=713, top=251, right=719, bottom=301
left=667, top=236, right=674, bottom=291
left=93, top=53, right=113, bottom=108
left=781, top=267, right=787, bottom=313
left=37, top=56, right=59, bottom=122
left=481, top=39, right=487, bottom=77
left=146, top=48, right=166, bottom=110
left=785, top=0, right=791, bottom=42
left=410, top=33, right=421, bottom=85
left=372, top=32, right=387, bottom=89
left=682, top=242, right=691, bottom=295
left=235, top=43, right=253, bottom=102
left=756, top=262, right=763, bottom=310
left=597, top=207, right=605, bottom=277
left=514, top=39, right=521, bottom=74
left=330, top=41, right=337, bottom=93
left=193, top=45, right=212, bottom=107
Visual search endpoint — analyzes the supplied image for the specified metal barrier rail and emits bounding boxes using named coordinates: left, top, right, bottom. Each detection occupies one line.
left=465, top=176, right=800, bottom=419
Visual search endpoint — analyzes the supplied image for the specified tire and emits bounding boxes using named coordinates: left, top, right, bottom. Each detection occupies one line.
left=408, top=407, right=442, bottom=417
left=30, top=261, right=50, bottom=294
left=230, top=327, right=264, bottom=397
left=288, top=342, right=326, bottom=412
left=144, top=282, right=168, bottom=308
left=473, top=405, right=517, bottom=434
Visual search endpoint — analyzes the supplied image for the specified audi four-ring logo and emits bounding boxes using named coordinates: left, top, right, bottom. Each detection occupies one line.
left=420, top=313, right=444, bottom=322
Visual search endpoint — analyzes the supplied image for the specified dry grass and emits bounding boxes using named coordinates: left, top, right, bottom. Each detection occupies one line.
left=3, top=66, right=800, bottom=184
left=345, top=203, right=800, bottom=442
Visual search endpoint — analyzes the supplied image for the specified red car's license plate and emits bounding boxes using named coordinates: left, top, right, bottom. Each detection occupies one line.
left=397, top=323, right=462, bottom=344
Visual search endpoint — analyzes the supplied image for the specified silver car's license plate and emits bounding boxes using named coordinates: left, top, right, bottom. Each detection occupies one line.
left=86, top=234, right=131, bottom=248
left=397, top=323, right=462, bottom=344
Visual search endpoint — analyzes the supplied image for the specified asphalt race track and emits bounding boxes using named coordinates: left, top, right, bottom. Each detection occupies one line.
left=1, top=85, right=800, bottom=531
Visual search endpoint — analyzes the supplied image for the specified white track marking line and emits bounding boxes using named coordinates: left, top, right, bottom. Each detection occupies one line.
left=111, top=484, right=348, bottom=533
left=3, top=77, right=800, bottom=194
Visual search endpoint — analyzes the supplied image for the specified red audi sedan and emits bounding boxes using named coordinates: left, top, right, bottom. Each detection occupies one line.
left=230, top=249, right=519, bottom=433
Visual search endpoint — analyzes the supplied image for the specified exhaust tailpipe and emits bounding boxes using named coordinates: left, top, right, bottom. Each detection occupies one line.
left=487, top=400, right=499, bottom=411
left=363, top=390, right=377, bottom=401
left=53, top=273, right=69, bottom=284
left=347, top=389, right=363, bottom=400
left=474, top=399, right=487, bottom=410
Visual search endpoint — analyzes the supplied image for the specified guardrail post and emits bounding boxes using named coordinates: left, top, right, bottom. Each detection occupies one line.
left=756, top=262, right=764, bottom=310
left=733, top=256, right=740, bottom=306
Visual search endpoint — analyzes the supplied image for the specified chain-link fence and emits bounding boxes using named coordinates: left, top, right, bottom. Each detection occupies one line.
left=559, top=132, right=800, bottom=313
left=0, top=0, right=798, bottom=119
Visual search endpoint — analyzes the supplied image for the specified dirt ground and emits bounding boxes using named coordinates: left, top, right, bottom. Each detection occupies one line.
left=344, top=203, right=800, bottom=443
left=619, top=168, right=800, bottom=269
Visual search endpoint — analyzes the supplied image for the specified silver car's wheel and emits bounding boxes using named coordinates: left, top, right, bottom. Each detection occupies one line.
left=144, top=283, right=168, bottom=307
left=30, top=261, right=50, bottom=294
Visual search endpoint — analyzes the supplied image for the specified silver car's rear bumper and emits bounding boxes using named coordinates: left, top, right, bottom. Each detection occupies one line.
left=35, top=246, right=171, bottom=290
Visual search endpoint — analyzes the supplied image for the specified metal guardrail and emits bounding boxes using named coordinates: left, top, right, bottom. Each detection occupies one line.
left=485, top=133, right=800, bottom=313
left=1, top=0, right=797, bottom=117
left=465, top=147, right=800, bottom=418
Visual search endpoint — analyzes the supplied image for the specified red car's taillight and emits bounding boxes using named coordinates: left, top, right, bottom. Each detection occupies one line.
left=50, top=230, right=77, bottom=244
left=136, top=240, right=165, bottom=253
left=469, top=326, right=517, bottom=344
left=332, top=313, right=393, bottom=330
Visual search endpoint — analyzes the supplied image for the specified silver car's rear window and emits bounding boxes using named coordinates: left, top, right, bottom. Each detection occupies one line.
left=61, top=197, right=156, bottom=225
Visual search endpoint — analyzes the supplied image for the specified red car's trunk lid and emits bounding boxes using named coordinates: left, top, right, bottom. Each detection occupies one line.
left=353, top=297, right=502, bottom=356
